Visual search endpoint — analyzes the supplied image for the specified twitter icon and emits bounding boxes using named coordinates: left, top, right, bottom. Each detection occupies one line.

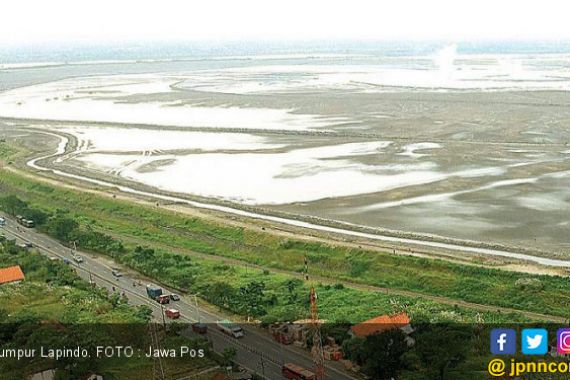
left=522, top=329, right=548, bottom=355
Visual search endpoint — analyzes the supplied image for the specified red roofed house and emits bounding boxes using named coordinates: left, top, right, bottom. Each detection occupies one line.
left=350, top=312, right=412, bottom=338
left=0, top=265, right=25, bottom=285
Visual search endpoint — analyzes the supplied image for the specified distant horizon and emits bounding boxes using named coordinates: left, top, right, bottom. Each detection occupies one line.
left=4, top=39, right=570, bottom=65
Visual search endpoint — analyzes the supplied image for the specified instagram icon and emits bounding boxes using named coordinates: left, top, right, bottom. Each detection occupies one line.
left=557, top=329, right=570, bottom=354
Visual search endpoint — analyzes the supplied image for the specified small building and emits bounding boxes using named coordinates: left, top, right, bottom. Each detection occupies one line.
left=0, top=265, right=25, bottom=285
left=29, top=369, right=55, bottom=380
left=350, top=312, right=411, bottom=338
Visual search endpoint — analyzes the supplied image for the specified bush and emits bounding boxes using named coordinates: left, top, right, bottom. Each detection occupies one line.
left=515, top=278, right=544, bottom=291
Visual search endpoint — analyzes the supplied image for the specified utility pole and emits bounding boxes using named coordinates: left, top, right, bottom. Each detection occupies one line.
left=149, top=323, right=166, bottom=380
left=160, top=305, right=167, bottom=331
left=193, top=294, right=201, bottom=322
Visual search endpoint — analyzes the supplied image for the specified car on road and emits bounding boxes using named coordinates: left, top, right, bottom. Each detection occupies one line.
left=0, top=217, right=6, bottom=227
left=111, top=269, right=123, bottom=277
left=73, top=255, right=84, bottom=263
left=169, top=293, right=180, bottom=301
left=16, top=215, right=34, bottom=228
left=217, top=320, right=245, bottom=338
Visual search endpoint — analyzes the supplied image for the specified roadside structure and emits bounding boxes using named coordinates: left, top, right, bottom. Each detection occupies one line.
left=29, top=369, right=55, bottom=380
left=349, top=312, right=411, bottom=338
left=0, top=265, right=25, bottom=285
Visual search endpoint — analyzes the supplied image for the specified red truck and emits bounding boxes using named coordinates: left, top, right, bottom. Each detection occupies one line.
left=282, top=363, right=315, bottom=380
left=156, top=294, right=170, bottom=304
left=164, top=308, right=180, bottom=319
left=192, top=323, right=208, bottom=334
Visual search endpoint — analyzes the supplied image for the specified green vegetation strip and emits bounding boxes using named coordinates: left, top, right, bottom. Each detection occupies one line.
left=0, top=169, right=564, bottom=322
left=0, top=238, right=217, bottom=379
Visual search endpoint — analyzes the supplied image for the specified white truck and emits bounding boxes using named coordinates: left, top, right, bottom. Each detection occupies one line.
left=217, top=320, right=244, bottom=338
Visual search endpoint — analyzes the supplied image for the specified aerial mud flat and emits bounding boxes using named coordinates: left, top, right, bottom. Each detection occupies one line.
left=1, top=55, right=569, bottom=261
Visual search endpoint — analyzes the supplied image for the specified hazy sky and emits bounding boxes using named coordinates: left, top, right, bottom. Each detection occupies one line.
left=2, top=0, right=570, bottom=46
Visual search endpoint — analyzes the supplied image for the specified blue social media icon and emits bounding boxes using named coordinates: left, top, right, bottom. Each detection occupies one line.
left=491, top=329, right=516, bottom=355
left=522, top=329, right=548, bottom=355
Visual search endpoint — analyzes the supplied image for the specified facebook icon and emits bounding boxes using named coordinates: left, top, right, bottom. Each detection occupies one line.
left=491, top=329, right=516, bottom=355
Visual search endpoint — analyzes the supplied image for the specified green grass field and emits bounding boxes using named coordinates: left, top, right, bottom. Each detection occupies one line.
left=0, top=169, right=568, bottom=322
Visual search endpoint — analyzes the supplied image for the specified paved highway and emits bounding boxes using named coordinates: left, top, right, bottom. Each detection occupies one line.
left=0, top=213, right=357, bottom=380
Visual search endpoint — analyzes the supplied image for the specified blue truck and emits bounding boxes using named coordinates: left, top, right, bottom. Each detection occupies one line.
left=146, top=284, right=163, bottom=299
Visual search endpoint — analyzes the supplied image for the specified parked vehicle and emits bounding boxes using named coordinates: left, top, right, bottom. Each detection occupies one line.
left=164, top=308, right=180, bottom=319
left=18, top=242, right=33, bottom=249
left=169, top=293, right=180, bottom=301
left=191, top=322, right=208, bottom=335
left=0, top=217, right=6, bottom=227
left=73, top=255, right=84, bottom=263
left=217, top=320, right=244, bottom=338
left=281, top=363, right=315, bottom=380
